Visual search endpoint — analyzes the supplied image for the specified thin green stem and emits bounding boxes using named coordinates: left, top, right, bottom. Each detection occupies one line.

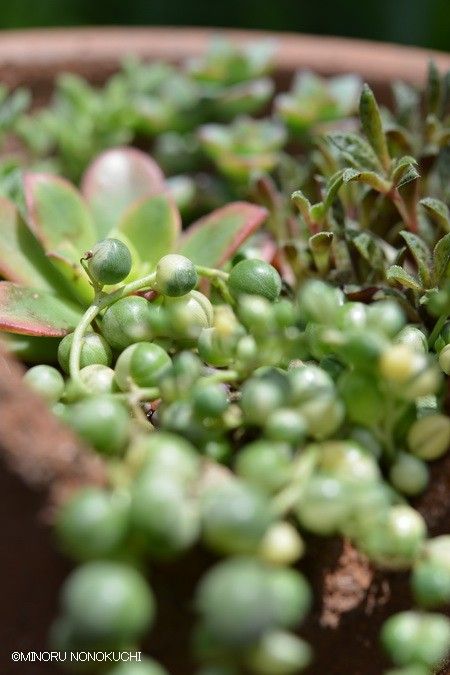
left=69, top=300, right=103, bottom=382
left=202, top=370, right=239, bottom=385
left=427, top=314, right=447, bottom=349
left=111, top=387, right=160, bottom=402
left=69, top=271, right=157, bottom=384
left=271, top=447, right=318, bottom=516
left=214, top=277, right=235, bottom=305
left=196, top=265, right=230, bottom=282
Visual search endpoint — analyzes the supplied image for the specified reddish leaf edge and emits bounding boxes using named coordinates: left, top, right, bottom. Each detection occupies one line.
left=179, top=201, right=269, bottom=267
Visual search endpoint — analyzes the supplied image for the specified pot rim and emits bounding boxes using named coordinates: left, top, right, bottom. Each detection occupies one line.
left=0, top=26, right=449, bottom=93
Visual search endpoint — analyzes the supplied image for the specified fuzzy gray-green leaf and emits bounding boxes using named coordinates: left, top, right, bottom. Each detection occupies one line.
left=386, top=265, right=422, bottom=292
left=420, top=198, right=450, bottom=233
left=400, top=230, right=432, bottom=288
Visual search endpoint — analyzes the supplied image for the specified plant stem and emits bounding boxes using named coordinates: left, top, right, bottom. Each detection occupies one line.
left=202, top=369, right=239, bottom=385
left=69, top=271, right=157, bottom=383
left=196, top=265, right=230, bottom=281
left=271, top=447, right=318, bottom=516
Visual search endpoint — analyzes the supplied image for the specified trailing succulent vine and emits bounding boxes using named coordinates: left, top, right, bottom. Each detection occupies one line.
left=1, top=39, right=450, bottom=675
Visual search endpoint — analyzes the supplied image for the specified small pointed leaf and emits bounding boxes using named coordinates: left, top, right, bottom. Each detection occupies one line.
left=342, top=168, right=391, bottom=193
left=426, top=61, right=442, bottom=116
left=323, top=170, right=345, bottom=211
left=359, top=83, right=390, bottom=171
left=0, top=282, right=83, bottom=337
left=352, top=231, right=385, bottom=271
left=81, top=148, right=166, bottom=237
left=392, top=156, right=420, bottom=189
left=433, top=233, right=450, bottom=284
left=117, top=194, right=181, bottom=271
left=179, top=202, right=268, bottom=267
left=309, top=232, right=333, bottom=274
left=420, top=197, right=450, bottom=232
left=291, top=191, right=312, bottom=222
left=386, top=265, right=422, bottom=292
left=327, top=132, right=382, bottom=172
left=400, top=230, right=432, bottom=287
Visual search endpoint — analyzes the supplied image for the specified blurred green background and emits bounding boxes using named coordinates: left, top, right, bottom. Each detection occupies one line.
left=0, top=0, right=449, bottom=52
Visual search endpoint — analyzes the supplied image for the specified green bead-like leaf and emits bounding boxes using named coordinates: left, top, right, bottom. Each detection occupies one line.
left=359, top=83, right=390, bottom=172
left=81, top=147, right=165, bottom=237
left=0, top=197, right=71, bottom=295
left=433, top=233, right=450, bottom=284
left=400, top=230, right=432, bottom=288
left=24, top=172, right=95, bottom=303
left=420, top=197, right=450, bottom=232
left=386, top=265, right=422, bottom=292
left=117, top=194, right=181, bottom=272
left=0, top=282, right=83, bottom=337
left=179, top=202, right=268, bottom=267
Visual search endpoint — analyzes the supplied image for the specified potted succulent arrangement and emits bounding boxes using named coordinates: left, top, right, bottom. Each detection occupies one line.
left=1, top=28, right=450, bottom=675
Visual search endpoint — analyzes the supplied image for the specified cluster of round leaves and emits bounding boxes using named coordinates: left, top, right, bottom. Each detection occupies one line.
left=22, top=244, right=450, bottom=674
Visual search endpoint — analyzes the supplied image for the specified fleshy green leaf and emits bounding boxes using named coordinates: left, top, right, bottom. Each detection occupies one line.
left=386, top=265, right=422, bottom=292
left=400, top=230, right=432, bottom=287
left=420, top=197, right=450, bottom=232
left=0, top=282, right=83, bottom=337
left=24, top=173, right=95, bottom=254
left=0, top=197, right=71, bottom=294
left=24, top=172, right=95, bottom=303
left=81, top=147, right=165, bottom=237
left=179, top=202, right=268, bottom=267
left=117, top=194, right=181, bottom=272
left=0, top=332, right=59, bottom=363
left=433, top=233, right=450, bottom=284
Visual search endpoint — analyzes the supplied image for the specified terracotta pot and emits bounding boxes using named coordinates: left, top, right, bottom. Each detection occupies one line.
left=1, top=27, right=450, bottom=675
